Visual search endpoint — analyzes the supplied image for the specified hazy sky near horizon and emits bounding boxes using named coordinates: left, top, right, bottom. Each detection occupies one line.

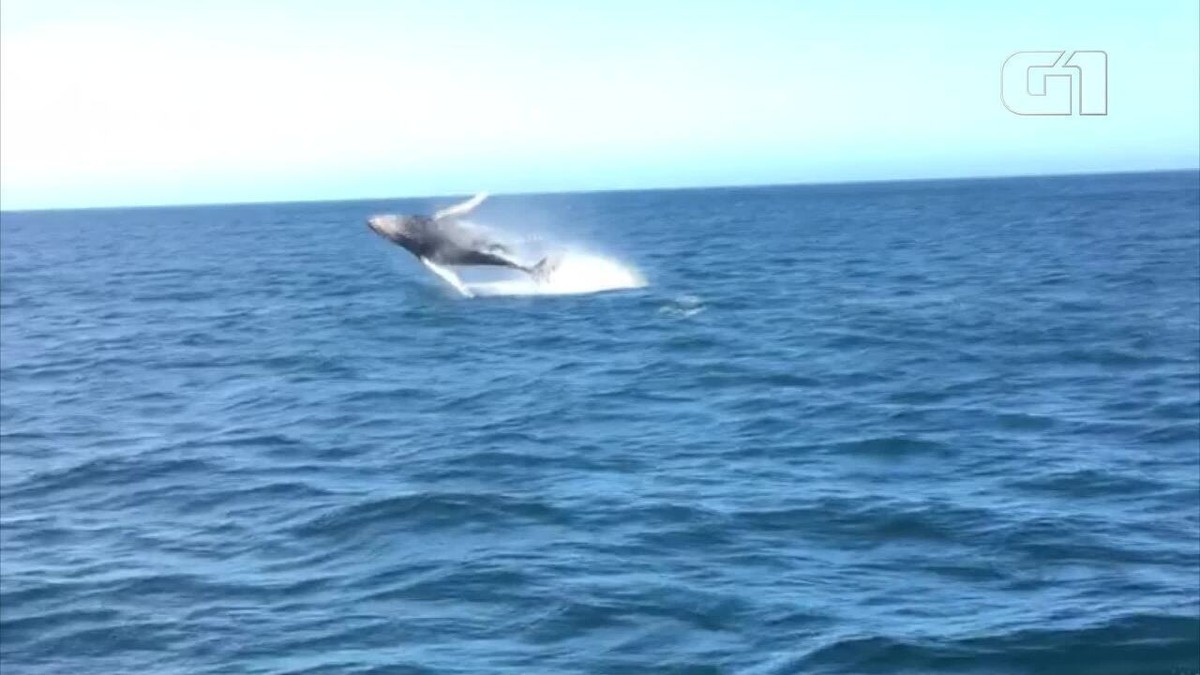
left=2, top=0, right=1198, bottom=209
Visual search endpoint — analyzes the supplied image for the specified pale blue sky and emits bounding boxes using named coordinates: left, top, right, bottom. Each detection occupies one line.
left=1, top=0, right=1197, bottom=209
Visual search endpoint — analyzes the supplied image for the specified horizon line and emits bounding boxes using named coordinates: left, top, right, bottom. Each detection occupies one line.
left=2, top=166, right=1198, bottom=215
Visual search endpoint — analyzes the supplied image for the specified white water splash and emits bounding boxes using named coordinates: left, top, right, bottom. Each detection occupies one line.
left=659, top=294, right=705, bottom=318
left=464, top=250, right=645, bottom=297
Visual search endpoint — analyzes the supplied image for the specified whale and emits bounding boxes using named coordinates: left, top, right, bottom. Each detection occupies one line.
left=366, top=193, right=554, bottom=290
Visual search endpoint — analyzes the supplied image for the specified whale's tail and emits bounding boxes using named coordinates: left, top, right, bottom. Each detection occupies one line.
left=528, top=254, right=561, bottom=282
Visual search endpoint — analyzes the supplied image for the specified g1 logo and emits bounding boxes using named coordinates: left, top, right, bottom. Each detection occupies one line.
left=1001, top=51, right=1108, bottom=116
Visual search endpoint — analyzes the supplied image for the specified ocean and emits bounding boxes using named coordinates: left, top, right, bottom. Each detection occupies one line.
left=1, top=171, right=1198, bottom=674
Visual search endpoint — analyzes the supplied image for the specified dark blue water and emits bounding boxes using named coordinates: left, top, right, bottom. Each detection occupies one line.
left=2, top=171, right=1198, bottom=674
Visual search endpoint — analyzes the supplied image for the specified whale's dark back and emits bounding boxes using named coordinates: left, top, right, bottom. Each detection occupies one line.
left=402, top=215, right=441, bottom=258
left=402, top=214, right=501, bottom=265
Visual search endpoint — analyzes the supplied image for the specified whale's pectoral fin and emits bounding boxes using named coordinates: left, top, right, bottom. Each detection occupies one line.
left=433, top=192, right=488, bottom=221
left=420, top=257, right=474, bottom=297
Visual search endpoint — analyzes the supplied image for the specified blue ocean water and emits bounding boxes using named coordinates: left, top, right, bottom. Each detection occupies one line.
left=1, top=171, right=1198, bottom=675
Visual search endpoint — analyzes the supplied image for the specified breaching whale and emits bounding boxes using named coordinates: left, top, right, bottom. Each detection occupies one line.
left=366, top=193, right=554, bottom=294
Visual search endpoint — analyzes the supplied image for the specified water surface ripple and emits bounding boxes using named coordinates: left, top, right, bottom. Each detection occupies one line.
left=2, top=172, right=1198, bottom=674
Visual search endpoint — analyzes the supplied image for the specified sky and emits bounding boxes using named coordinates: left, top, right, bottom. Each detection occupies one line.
left=1, top=0, right=1198, bottom=209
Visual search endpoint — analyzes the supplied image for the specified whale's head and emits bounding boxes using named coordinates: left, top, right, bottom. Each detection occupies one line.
left=366, top=214, right=412, bottom=244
